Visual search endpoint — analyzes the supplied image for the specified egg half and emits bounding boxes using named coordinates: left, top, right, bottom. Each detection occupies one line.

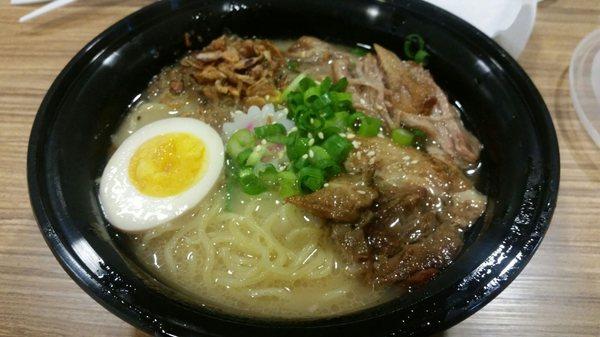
left=99, top=118, right=224, bottom=231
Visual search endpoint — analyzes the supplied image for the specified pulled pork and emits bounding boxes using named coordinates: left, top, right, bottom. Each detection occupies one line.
left=286, top=36, right=482, bottom=168
left=373, top=44, right=482, bottom=168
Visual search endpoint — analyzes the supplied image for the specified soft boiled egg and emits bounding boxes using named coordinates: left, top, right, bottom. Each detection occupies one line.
left=99, top=118, right=224, bottom=231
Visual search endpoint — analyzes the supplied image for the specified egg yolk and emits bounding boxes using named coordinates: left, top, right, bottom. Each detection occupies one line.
left=128, top=133, right=206, bottom=197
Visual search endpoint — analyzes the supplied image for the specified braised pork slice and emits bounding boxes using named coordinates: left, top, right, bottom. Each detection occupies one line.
left=371, top=225, right=464, bottom=284
left=373, top=44, right=482, bottom=168
left=350, top=137, right=486, bottom=285
left=346, top=137, right=474, bottom=199
left=291, top=137, right=486, bottom=286
left=346, top=137, right=487, bottom=230
left=287, top=174, right=378, bottom=223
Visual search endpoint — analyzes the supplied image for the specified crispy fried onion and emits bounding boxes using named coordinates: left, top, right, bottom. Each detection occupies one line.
left=180, top=35, right=283, bottom=106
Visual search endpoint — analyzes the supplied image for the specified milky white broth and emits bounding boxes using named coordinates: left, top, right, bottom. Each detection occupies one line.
left=111, top=39, right=402, bottom=318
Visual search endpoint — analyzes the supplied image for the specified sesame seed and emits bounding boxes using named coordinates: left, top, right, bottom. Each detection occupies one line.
left=318, top=132, right=324, bottom=139
left=347, top=133, right=356, bottom=139
left=309, top=150, right=314, bottom=158
left=352, top=140, right=361, bottom=149
left=308, top=138, right=315, bottom=146
left=324, top=183, right=330, bottom=187
left=339, top=132, right=347, bottom=137
left=367, top=150, right=375, bottom=157
left=308, top=132, right=313, bottom=138
left=302, top=154, right=309, bottom=159
left=290, top=127, right=298, bottom=132
left=310, top=118, right=315, bottom=124
left=411, top=160, right=419, bottom=164
left=357, top=190, right=366, bottom=195
left=261, top=139, right=267, bottom=145
left=377, top=133, right=385, bottom=138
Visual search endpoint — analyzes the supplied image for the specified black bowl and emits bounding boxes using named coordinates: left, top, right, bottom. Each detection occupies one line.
left=27, top=0, right=559, bottom=336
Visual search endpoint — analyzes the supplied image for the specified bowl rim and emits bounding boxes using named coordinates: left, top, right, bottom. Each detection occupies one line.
left=27, top=0, right=560, bottom=335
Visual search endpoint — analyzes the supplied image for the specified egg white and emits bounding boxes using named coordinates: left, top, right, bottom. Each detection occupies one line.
left=99, top=118, right=224, bottom=232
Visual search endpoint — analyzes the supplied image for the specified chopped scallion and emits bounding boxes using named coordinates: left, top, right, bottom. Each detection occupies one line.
left=391, top=128, right=415, bottom=146
left=298, top=167, right=325, bottom=192
left=281, top=73, right=307, bottom=100
left=357, top=115, right=382, bottom=137
left=258, top=164, right=279, bottom=187
left=293, top=156, right=310, bottom=171
left=404, top=33, right=429, bottom=65
left=317, top=159, right=341, bottom=179
left=246, top=146, right=265, bottom=166
left=254, top=123, right=287, bottom=143
left=303, top=86, right=322, bottom=104
left=319, top=77, right=333, bottom=93
left=308, top=146, right=331, bottom=164
left=297, top=110, right=324, bottom=132
left=226, top=129, right=255, bottom=157
left=286, top=131, right=310, bottom=160
left=330, top=77, right=348, bottom=92
left=321, top=134, right=353, bottom=162
left=350, top=47, right=369, bottom=57
left=238, top=167, right=267, bottom=195
left=278, top=171, right=300, bottom=198
left=235, top=148, right=253, bottom=167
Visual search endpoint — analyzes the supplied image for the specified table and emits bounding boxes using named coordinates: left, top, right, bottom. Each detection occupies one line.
left=0, top=1, right=598, bottom=336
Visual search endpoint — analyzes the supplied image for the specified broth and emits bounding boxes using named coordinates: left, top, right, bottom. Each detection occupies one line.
left=104, top=35, right=486, bottom=319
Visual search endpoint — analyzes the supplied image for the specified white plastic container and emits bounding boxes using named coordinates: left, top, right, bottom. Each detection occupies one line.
left=569, top=29, right=600, bottom=148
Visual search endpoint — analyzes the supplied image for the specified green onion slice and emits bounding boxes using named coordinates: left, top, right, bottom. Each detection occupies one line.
left=286, top=132, right=310, bottom=160
left=226, top=129, right=255, bottom=157
left=257, top=164, right=279, bottom=187
left=281, top=73, right=307, bottom=100
left=303, top=86, right=322, bottom=104
left=317, top=159, right=341, bottom=179
left=330, top=77, right=348, bottom=92
left=391, top=128, right=415, bottom=146
left=321, top=134, right=353, bottom=163
left=357, top=116, right=382, bottom=137
left=308, top=146, right=331, bottom=164
left=254, top=123, right=287, bottom=143
left=297, top=110, right=324, bottom=132
left=298, top=167, right=325, bottom=192
left=350, top=47, right=369, bottom=57
left=238, top=167, right=267, bottom=195
left=278, top=171, right=300, bottom=198
left=235, top=148, right=253, bottom=167
left=404, top=34, right=429, bottom=65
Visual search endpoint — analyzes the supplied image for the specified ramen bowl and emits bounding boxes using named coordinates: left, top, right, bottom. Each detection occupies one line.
left=27, top=0, right=559, bottom=336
